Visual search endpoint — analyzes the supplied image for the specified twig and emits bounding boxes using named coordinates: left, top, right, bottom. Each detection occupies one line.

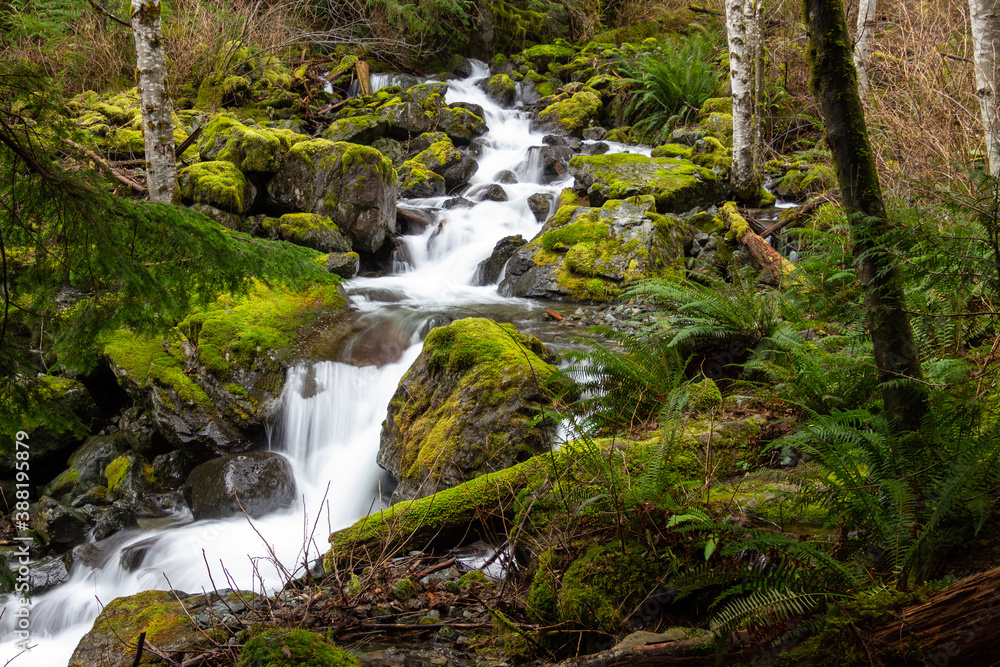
left=87, top=0, right=131, bottom=28
left=62, top=139, right=146, bottom=195
left=130, top=631, right=146, bottom=667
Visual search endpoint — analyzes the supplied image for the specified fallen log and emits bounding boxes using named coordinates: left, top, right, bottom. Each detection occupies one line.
left=719, top=201, right=795, bottom=283
left=554, top=639, right=753, bottom=666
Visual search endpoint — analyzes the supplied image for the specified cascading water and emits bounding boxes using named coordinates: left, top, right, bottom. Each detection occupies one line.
left=0, top=61, right=585, bottom=665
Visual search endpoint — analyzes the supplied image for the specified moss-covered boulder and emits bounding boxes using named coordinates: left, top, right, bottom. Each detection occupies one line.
left=239, top=628, right=360, bottom=667
left=408, top=139, right=478, bottom=190
left=179, top=161, right=257, bottom=216
left=198, top=114, right=305, bottom=173
left=104, top=451, right=163, bottom=515
left=0, top=376, right=100, bottom=477
left=521, top=43, right=577, bottom=72
left=377, top=318, right=560, bottom=503
left=259, top=213, right=352, bottom=253
left=773, top=164, right=836, bottom=201
left=321, top=114, right=388, bottom=144
left=69, top=590, right=221, bottom=667
left=537, top=90, right=603, bottom=136
left=398, top=160, right=446, bottom=198
left=183, top=452, right=296, bottom=520
left=266, top=140, right=398, bottom=253
left=568, top=153, right=720, bottom=213
left=498, top=196, right=692, bottom=302
left=322, top=252, right=360, bottom=278
left=104, top=282, right=347, bottom=455
left=33, top=496, right=91, bottom=550
left=483, top=73, right=516, bottom=106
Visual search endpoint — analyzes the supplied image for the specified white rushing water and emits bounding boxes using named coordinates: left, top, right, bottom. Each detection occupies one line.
left=0, top=61, right=576, bottom=666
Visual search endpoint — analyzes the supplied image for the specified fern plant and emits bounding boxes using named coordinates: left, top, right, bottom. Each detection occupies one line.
left=618, top=33, right=722, bottom=145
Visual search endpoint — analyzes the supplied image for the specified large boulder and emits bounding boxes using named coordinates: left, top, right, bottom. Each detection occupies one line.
left=104, top=283, right=347, bottom=456
left=267, top=139, right=398, bottom=253
left=34, top=496, right=91, bottom=550
left=498, top=196, right=692, bottom=302
left=258, top=213, right=353, bottom=253
left=179, top=161, right=257, bottom=216
left=398, top=160, right=446, bottom=198
left=408, top=140, right=478, bottom=191
left=568, top=153, right=720, bottom=213
left=474, top=235, right=526, bottom=286
left=377, top=318, right=560, bottom=503
left=321, top=114, right=388, bottom=144
left=183, top=452, right=296, bottom=520
left=536, top=90, right=603, bottom=136
left=197, top=114, right=307, bottom=173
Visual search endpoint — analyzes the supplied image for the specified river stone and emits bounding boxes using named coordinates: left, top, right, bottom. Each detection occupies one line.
left=527, top=193, right=554, bottom=222
left=324, top=251, right=360, bottom=279
left=92, top=502, right=139, bottom=542
left=377, top=318, right=560, bottom=503
left=152, top=450, right=193, bottom=489
left=443, top=196, right=475, bottom=209
left=568, top=153, right=720, bottom=213
left=259, top=212, right=353, bottom=253
left=266, top=139, right=398, bottom=253
left=476, top=183, right=508, bottom=202
left=28, top=556, right=70, bottom=594
left=536, top=90, right=603, bottom=136
left=494, top=169, right=518, bottom=184
left=321, top=114, right=388, bottom=144
left=498, top=196, right=693, bottom=303
left=183, top=452, right=296, bottom=520
left=119, top=406, right=169, bottom=458
left=475, top=235, right=527, bottom=286
left=525, top=144, right=575, bottom=184
left=69, top=590, right=218, bottom=667
left=104, top=451, right=164, bottom=516
left=34, top=496, right=91, bottom=550
left=0, top=376, right=100, bottom=478
left=399, top=160, right=446, bottom=198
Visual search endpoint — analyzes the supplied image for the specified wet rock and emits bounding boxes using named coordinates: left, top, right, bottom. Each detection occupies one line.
left=442, top=196, right=475, bottom=210
left=451, top=57, right=474, bottom=79
left=475, top=184, right=508, bottom=202
left=397, top=207, right=436, bottom=234
left=474, top=235, right=526, bottom=286
left=407, top=131, right=450, bottom=156
left=483, top=73, right=516, bottom=106
left=183, top=452, right=296, bottom=520
left=377, top=318, right=560, bottom=503
left=494, top=169, right=518, bottom=184
left=321, top=114, right=388, bottom=144
left=92, top=503, right=139, bottom=542
left=527, top=193, right=554, bottom=222
left=28, top=556, right=70, bottom=594
left=373, top=137, right=405, bottom=168
left=579, top=141, right=610, bottom=155
left=66, top=542, right=104, bottom=569
left=119, top=538, right=154, bottom=572
left=34, top=496, right=91, bottom=550
left=442, top=156, right=479, bottom=191
left=582, top=127, right=608, bottom=141
left=152, top=450, right=193, bottom=489
left=671, top=128, right=707, bottom=146
left=536, top=90, right=602, bottom=136
left=526, top=144, right=575, bottom=184
left=119, top=407, right=169, bottom=459
left=324, top=251, right=361, bottom=279
left=399, top=160, right=446, bottom=198
left=568, top=153, right=720, bottom=213
left=71, top=486, right=111, bottom=507
left=266, top=139, right=397, bottom=254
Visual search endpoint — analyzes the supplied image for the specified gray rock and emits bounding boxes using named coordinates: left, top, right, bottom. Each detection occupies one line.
left=568, top=153, right=720, bottom=212
left=494, top=169, right=518, bottom=184
left=671, top=128, right=707, bottom=146
left=321, top=114, right=388, bottom=144
left=34, top=496, right=91, bottom=550
left=475, top=184, right=508, bottom=202
left=119, top=407, right=168, bottom=458
left=324, top=252, right=360, bottom=279
left=266, top=139, right=397, bottom=254
left=442, top=197, right=475, bottom=210
left=525, top=145, right=575, bottom=184
left=28, top=557, right=69, bottom=594
left=527, top=193, right=554, bottom=222
left=259, top=212, right=353, bottom=254
left=152, top=450, right=193, bottom=489
left=474, top=235, right=526, bottom=286
left=183, top=452, right=296, bottom=520
left=582, top=127, right=608, bottom=141
left=92, top=503, right=139, bottom=542
left=372, top=137, right=404, bottom=167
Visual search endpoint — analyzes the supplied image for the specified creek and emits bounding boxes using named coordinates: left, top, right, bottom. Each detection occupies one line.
left=0, top=60, right=645, bottom=665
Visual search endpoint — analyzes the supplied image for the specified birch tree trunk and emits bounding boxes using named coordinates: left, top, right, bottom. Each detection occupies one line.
left=853, top=0, right=876, bottom=95
left=131, top=0, right=177, bottom=203
left=726, top=0, right=764, bottom=202
left=970, top=0, right=1000, bottom=175
left=803, top=0, right=927, bottom=432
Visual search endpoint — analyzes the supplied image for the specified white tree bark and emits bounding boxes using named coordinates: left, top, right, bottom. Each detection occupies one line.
left=131, top=0, right=177, bottom=203
left=971, top=0, right=1000, bottom=175
left=726, top=0, right=764, bottom=202
left=854, top=0, right=877, bottom=96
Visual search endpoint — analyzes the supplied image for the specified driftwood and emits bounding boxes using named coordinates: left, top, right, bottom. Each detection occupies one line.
left=719, top=201, right=795, bottom=282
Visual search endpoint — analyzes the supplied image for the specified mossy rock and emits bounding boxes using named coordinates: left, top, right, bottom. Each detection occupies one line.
left=700, top=97, right=733, bottom=115
left=484, top=73, right=516, bottom=106
left=498, top=196, right=693, bottom=303
left=398, top=160, right=446, bottom=198
left=266, top=139, right=398, bottom=253
left=179, top=161, right=256, bottom=215
left=774, top=164, right=836, bottom=200
left=321, top=114, right=388, bottom=144
left=651, top=143, right=694, bottom=160
left=377, top=318, right=562, bottom=502
left=69, top=590, right=221, bottom=667
left=198, top=114, right=304, bottom=173
left=699, top=112, right=734, bottom=145
left=537, top=91, right=603, bottom=136
left=520, top=44, right=576, bottom=73
left=239, top=628, right=359, bottom=667
left=568, top=153, right=720, bottom=213
left=259, top=213, right=352, bottom=253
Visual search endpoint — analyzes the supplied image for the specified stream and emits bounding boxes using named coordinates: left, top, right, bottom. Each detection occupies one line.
left=0, top=60, right=638, bottom=665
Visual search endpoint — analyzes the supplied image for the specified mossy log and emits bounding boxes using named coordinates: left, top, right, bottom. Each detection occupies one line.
left=719, top=201, right=795, bottom=282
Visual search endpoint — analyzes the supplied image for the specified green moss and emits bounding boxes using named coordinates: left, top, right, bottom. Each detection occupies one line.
left=457, top=570, right=490, bottom=590
left=239, top=628, right=359, bottom=667
left=393, top=578, right=417, bottom=601
left=321, top=115, right=387, bottom=144
left=526, top=547, right=560, bottom=623
left=180, top=281, right=346, bottom=385
left=540, top=219, right=608, bottom=251
left=568, top=153, right=719, bottom=213
left=699, top=112, right=734, bottom=144
left=651, top=143, right=694, bottom=160
left=104, top=455, right=130, bottom=492
left=178, top=161, right=254, bottom=215
left=486, top=73, right=516, bottom=101
left=538, top=91, right=602, bottom=135
left=700, top=97, right=733, bottom=115
left=103, top=331, right=212, bottom=407
left=332, top=141, right=397, bottom=185
left=399, top=160, right=445, bottom=196
left=198, top=115, right=290, bottom=173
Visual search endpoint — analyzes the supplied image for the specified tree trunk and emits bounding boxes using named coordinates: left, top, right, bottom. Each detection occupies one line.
left=970, top=0, right=1000, bottom=175
left=802, top=0, right=926, bottom=431
left=130, top=0, right=177, bottom=203
left=853, top=0, right=876, bottom=96
left=726, top=0, right=764, bottom=202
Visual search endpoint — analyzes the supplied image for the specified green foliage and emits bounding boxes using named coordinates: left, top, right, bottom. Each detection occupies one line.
left=618, top=33, right=722, bottom=145
left=239, top=628, right=360, bottom=666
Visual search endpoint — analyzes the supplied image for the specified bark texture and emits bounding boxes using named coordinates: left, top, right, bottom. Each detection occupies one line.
left=131, top=0, right=177, bottom=203
left=726, top=0, right=764, bottom=201
left=853, top=0, right=876, bottom=95
left=970, top=0, right=1000, bottom=175
left=803, top=0, right=926, bottom=430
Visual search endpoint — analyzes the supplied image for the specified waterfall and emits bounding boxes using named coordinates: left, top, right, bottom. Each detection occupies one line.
left=0, top=61, right=588, bottom=665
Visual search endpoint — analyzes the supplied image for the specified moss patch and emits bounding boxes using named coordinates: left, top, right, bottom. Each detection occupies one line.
left=568, top=153, right=720, bottom=213
left=178, top=161, right=255, bottom=215
left=239, top=628, right=359, bottom=667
